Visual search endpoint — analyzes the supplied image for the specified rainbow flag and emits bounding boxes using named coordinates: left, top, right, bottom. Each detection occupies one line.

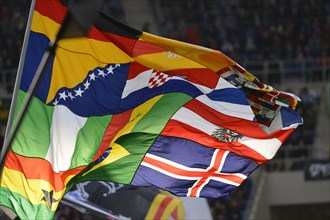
left=0, top=0, right=302, bottom=219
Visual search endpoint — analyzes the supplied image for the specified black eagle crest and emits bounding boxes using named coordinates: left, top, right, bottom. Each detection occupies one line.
left=211, top=127, right=243, bottom=142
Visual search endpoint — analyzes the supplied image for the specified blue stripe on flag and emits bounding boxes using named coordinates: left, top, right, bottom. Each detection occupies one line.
left=221, top=153, right=258, bottom=176
left=280, top=107, right=303, bottom=128
left=48, top=64, right=130, bottom=117
left=119, top=80, right=203, bottom=112
left=21, top=32, right=54, bottom=103
left=223, top=74, right=241, bottom=87
left=146, top=135, right=215, bottom=169
left=132, top=136, right=258, bottom=198
left=207, top=88, right=250, bottom=105
left=200, top=179, right=237, bottom=198
left=131, top=165, right=193, bottom=197
left=46, top=65, right=204, bottom=116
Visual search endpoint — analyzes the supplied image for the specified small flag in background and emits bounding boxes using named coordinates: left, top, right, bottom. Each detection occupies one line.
left=63, top=181, right=184, bottom=220
left=0, top=0, right=303, bottom=219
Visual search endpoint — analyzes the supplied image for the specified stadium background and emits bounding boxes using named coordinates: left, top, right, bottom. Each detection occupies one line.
left=0, top=0, right=329, bottom=219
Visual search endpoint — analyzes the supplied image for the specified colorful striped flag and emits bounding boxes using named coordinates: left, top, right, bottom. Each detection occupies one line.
left=0, top=0, right=303, bottom=219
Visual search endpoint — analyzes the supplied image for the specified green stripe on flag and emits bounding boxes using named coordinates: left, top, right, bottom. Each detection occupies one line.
left=11, top=90, right=54, bottom=158
left=69, top=114, right=113, bottom=169
left=69, top=93, right=192, bottom=185
left=0, top=186, right=54, bottom=220
left=132, top=92, right=192, bottom=133
left=72, top=132, right=158, bottom=185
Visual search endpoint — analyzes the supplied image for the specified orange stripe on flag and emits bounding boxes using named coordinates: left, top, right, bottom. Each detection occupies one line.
left=185, top=99, right=269, bottom=138
left=35, top=0, right=66, bottom=24
left=216, top=67, right=231, bottom=76
left=5, top=150, right=86, bottom=192
left=146, top=194, right=184, bottom=220
left=165, top=68, right=219, bottom=89
left=162, top=120, right=268, bottom=164
left=143, top=154, right=244, bottom=184
left=91, top=109, right=132, bottom=161
left=133, top=39, right=166, bottom=57
left=172, top=207, right=178, bottom=219
left=189, top=149, right=225, bottom=197
left=1, top=167, right=64, bottom=210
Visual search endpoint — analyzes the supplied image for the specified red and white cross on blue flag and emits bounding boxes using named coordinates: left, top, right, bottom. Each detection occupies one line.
left=133, top=136, right=258, bottom=199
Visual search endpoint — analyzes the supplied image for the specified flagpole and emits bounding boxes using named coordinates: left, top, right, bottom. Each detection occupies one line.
left=0, top=10, right=77, bottom=175
left=0, top=2, right=35, bottom=219
left=1, top=0, right=36, bottom=163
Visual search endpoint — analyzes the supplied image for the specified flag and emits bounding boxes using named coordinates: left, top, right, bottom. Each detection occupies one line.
left=0, top=0, right=303, bottom=219
left=61, top=181, right=184, bottom=220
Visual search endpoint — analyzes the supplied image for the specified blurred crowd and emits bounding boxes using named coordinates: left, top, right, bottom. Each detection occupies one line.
left=157, top=0, right=329, bottom=63
left=0, top=0, right=30, bottom=150
left=0, top=0, right=29, bottom=70
left=1, top=1, right=329, bottom=79
left=208, top=179, right=253, bottom=220
left=268, top=86, right=321, bottom=171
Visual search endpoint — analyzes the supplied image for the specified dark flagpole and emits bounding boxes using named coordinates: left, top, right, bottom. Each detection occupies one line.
left=0, top=4, right=36, bottom=218
left=2, top=0, right=36, bottom=153
left=0, top=0, right=103, bottom=176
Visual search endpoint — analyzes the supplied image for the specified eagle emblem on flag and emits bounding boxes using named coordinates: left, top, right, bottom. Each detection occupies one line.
left=211, top=127, right=243, bottom=142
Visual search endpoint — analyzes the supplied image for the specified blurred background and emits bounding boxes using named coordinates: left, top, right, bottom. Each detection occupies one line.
left=0, top=0, right=329, bottom=219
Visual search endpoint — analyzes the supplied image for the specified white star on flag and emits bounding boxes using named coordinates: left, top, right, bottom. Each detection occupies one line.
left=68, top=92, right=75, bottom=100
left=74, top=87, right=84, bottom=97
left=83, top=81, right=90, bottom=90
left=59, top=91, right=68, bottom=101
left=97, top=69, right=107, bottom=77
left=53, top=99, right=59, bottom=106
left=107, top=65, right=114, bottom=74
left=89, top=73, right=97, bottom=81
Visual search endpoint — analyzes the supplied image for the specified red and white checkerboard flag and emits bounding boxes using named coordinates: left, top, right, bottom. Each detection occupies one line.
left=148, top=70, right=171, bottom=88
